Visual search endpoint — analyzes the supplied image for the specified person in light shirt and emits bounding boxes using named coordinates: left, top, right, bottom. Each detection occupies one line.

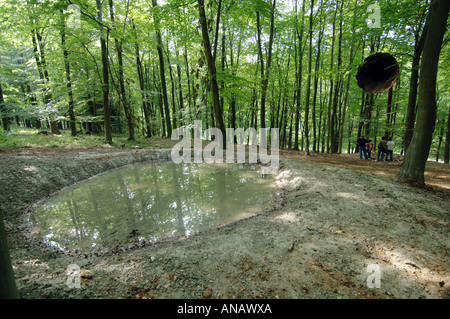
left=386, top=138, right=395, bottom=161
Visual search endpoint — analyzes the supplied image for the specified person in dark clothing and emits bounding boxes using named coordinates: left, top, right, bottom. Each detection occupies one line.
left=356, top=135, right=369, bottom=160
left=376, top=136, right=388, bottom=161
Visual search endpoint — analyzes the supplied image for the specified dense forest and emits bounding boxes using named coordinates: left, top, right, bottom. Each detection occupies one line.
left=1, top=0, right=449, bottom=300
left=0, top=0, right=449, bottom=159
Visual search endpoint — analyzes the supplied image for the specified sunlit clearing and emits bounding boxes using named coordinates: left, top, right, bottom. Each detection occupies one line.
left=273, top=211, right=300, bottom=223
left=336, top=192, right=361, bottom=200
left=373, top=244, right=448, bottom=288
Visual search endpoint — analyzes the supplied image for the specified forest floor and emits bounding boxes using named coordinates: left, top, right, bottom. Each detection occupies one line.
left=1, top=139, right=449, bottom=300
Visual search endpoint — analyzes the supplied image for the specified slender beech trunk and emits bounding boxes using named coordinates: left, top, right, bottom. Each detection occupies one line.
left=166, top=48, right=178, bottom=130
left=60, top=10, right=77, bottom=137
left=250, top=61, right=259, bottom=136
left=312, top=4, right=324, bottom=152
left=95, top=0, right=112, bottom=144
left=404, top=6, right=430, bottom=153
left=85, top=68, right=99, bottom=134
left=330, top=0, right=343, bottom=154
left=183, top=45, right=195, bottom=125
left=212, top=0, right=223, bottom=64
left=31, top=27, right=60, bottom=134
left=319, top=80, right=327, bottom=153
left=38, top=31, right=62, bottom=134
left=326, top=2, right=338, bottom=153
left=358, top=41, right=376, bottom=141
left=109, top=0, right=134, bottom=140
left=436, top=121, right=444, bottom=162
left=153, top=0, right=172, bottom=138
left=444, top=104, right=450, bottom=164
left=398, top=0, right=449, bottom=184
left=176, top=51, right=184, bottom=126
left=257, top=0, right=276, bottom=135
left=385, top=87, right=393, bottom=139
left=198, top=0, right=226, bottom=148
left=338, top=0, right=357, bottom=154
left=154, top=66, right=166, bottom=137
left=133, top=23, right=151, bottom=137
left=293, top=0, right=305, bottom=151
left=0, top=82, right=9, bottom=131
left=220, top=24, right=226, bottom=117
left=0, top=207, right=19, bottom=298
left=303, top=0, right=314, bottom=155
left=229, top=30, right=241, bottom=142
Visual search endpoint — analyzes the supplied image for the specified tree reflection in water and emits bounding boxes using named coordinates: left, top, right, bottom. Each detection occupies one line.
left=30, top=162, right=276, bottom=253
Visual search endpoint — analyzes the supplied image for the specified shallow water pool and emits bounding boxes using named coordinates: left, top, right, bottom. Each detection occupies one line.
left=30, top=161, right=276, bottom=253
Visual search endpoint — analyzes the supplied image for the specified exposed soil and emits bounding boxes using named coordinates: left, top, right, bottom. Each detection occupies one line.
left=1, top=147, right=449, bottom=299
left=280, top=150, right=450, bottom=196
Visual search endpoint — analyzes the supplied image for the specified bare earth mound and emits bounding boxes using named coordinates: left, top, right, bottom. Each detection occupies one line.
left=1, top=148, right=449, bottom=299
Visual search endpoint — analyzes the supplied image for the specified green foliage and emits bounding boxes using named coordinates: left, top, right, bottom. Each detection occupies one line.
left=0, top=126, right=179, bottom=150
left=0, top=0, right=447, bottom=159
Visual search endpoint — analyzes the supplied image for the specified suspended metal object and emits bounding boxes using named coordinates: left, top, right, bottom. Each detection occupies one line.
left=356, top=52, right=399, bottom=94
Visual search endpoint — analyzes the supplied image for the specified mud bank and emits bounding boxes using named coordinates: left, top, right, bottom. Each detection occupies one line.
left=1, top=148, right=449, bottom=299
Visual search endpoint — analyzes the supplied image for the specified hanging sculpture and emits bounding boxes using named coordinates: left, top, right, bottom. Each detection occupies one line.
left=356, top=52, right=399, bottom=94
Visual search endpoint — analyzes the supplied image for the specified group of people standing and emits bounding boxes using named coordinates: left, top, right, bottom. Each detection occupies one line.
left=356, top=135, right=395, bottom=161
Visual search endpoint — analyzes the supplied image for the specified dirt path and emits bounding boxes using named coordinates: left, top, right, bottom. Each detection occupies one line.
left=1, top=148, right=449, bottom=299
left=280, top=150, right=450, bottom=195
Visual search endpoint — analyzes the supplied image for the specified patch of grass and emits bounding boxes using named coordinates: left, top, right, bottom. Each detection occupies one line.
left=0, top=127, right=179, bottom=151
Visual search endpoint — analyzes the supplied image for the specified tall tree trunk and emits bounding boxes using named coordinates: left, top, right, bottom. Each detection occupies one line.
left=96, top=0, right=112, bottom=144
left=250, top=61, right=259, bottom=137
left=229, top=30, right=241, bottom=142
left=166, top=48, right=178, bottom=130
left=339, top=75, right=351, bottom=154
left=435, top=120, right=444, bottom=162
left=338, top=0, right=357, bottom=154
left=109, top=0, right=134, bottom=140
left=256, top=11, right=264, bottom=127
left=326, top=2, right=338, bottom=153
left=37, top=30, right=61, bottom=135
left=303, top=0, right=314, bottom=155
left=60, top=10, right=77, bottom=137
left=154, top=66, right=166, bottom=137
left=293, top=0, right=305, bottom=151
left=153, top=0, right=172, bottom=138
left=312, top=6, right=324, bottom=152
left=258, top=0, right=276, bottom=135
left=404, top=6, right=430, bottom=153
left=219, top=13, right=226, bottom=117
left=133, top=23, right=152, bottom=137
left=0, top=82, right=10, bottom=131
left=184, top=45, right=194, bottom=124
left=385, top=87, right=393, bottom=139
left=364, top=93, right=375, bottom=138
left=444, top=104, right=450, bottom=164
left=0, top=208, right=19, bottom=298
left=198, top=0, right=226, bottom=148
left=330, top=0, right=344, bottom=154
left=85, top=68, right=100, bottom=134
left=31, top=27, right=60, bottom=135
left=398, top=0, right=449, bottom=184
left=176, top=51, right=184, bottom=126
left=317, top=80, right=324, bottom=152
